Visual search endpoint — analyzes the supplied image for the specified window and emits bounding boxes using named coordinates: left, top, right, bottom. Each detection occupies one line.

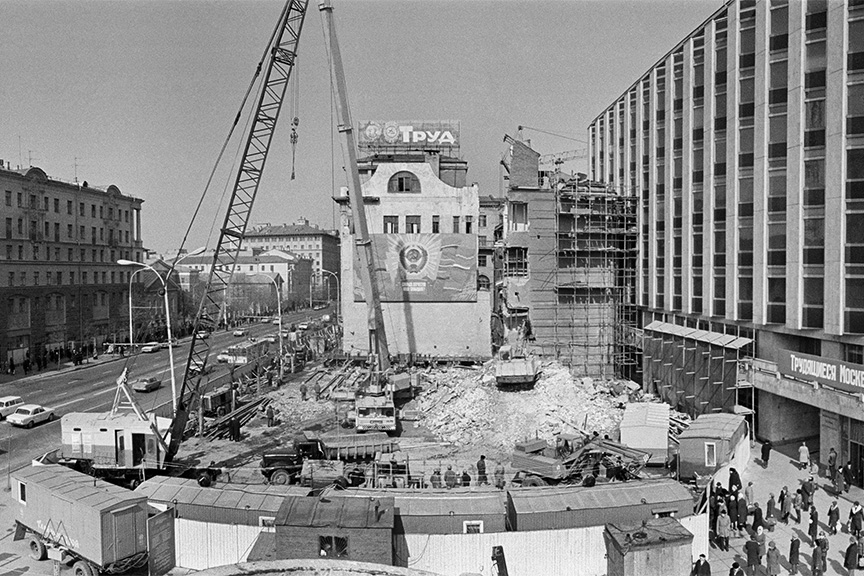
left=67, top=200, right=72, bottom=214
left=452, top=216, right=460, bottom=233
left=479, top=214, right=487, bottom=227
left=259, top=516, right=276, bottom=533
left=509, top=202, right=528, bottom=229
left=505, top=247, right=528, bottom=277
left=463, top=521, right=484, bottom=534
left=17, top=481, right=26, bottom=504
left=53, top=198, right=59, bottom=213
left=383, top=216, right=398, bottom=234
left=478, top=275, right=490, bottom=290
left=319, top=536, right=348, bottom=558
left=432, top=215, right=440, bottom=233
left=4, top=191, right=9, bottom=206
left=465, top=216, right=473, bottom=234
left=705, top=442, right=717, bottom=467
left=387, top=171, right=420, bottom=193
left=91, top=205, right=96, bottom=218
left=478, top=254, right=488, bottom=267
left=405, top=215, right=421, bottom=233
left=79, top=202, right=85, bottom=216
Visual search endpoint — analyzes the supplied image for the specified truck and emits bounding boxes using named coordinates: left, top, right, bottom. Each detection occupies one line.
left=260, top=431, right=397, bottom=485
left=511, top=434, right=651, bottom=487
left=12, top=465, right=149, bottom=576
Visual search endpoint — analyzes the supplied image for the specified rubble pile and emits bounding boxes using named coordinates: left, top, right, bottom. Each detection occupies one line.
left=415, top=360, right=631, bottom=457
left=267, top=387, right=335, bottom=430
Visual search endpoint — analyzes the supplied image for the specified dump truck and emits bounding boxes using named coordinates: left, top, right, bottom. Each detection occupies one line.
left=511, top=434, right=651, bottom=486
left=260, top=431, right=397, bottom=485
left=494, top=356, right=542, bottom=387
left=12, top=465, right=149, bottom=576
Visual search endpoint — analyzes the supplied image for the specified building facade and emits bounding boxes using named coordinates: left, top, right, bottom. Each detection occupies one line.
left=589, top=0, right=864, bottom=482
left=336, top=147, right=492, bottom=359
left=0, top=162, right=145, bottom=365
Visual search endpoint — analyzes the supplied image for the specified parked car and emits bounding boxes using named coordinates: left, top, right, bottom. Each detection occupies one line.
left=8, top=404, right=55, bottom=428
left=216, top=350, right=232, bottom=363
left=0, top=396, right=24, bottom=420
left=262, top=335, right=277, bottom=343
left=140, top=342, right=161, bottom=353
left=195, top=330, right=210, bottom=340
left=233, top=329, right=247, bottom=337
left=131, top=377, right=162, bottom=393
left=297, top=322, right=310, bottom=331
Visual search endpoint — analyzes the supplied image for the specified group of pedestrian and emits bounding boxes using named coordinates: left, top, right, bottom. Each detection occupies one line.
left=297, top=382, right=321, bottom=401
left=428, top=456, right=507, bottom=489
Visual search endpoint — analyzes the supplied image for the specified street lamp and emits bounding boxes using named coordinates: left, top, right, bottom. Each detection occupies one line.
left=319, top=269, right=339, bottom=322
left=118, top=247, right=204, bottom=416
left=251, top=273, right=283, bottom=380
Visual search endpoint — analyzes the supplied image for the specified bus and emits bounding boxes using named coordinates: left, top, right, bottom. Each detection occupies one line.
left=225, top=339, right=270, bottom=365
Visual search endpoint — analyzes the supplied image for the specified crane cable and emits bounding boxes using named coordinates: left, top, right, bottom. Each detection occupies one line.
left=172, top=0, right=292, bottom=267
left=289, top=55, right=300, bottom=180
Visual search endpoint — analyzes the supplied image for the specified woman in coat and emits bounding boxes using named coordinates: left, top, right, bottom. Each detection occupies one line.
left=793, top=489, right=803, bottom=524
left=766, top=493, right=776, bottom=521
left=811, top=543, right=823, bottom=576
left=716, top=508, right=732, bottom=552
left=766, top=541, right=782, bottom=576
left=755, top=525, right=767, bottom=561
left=780, top=487, right=792, bottom=524
left=850, top=500, right=864, bottom=537
left=789, top=536, right=800, bottom=575
left=808, top=506, right=820, bottom=544
left=827, top=500, right=840, bottom=535
left=737, top=493, right=749, bottom=531
left=752, top=502, right=765, bottom=533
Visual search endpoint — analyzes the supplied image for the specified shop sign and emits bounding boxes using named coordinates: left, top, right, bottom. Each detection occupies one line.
left=777, top=349, right=864, bottom=394
left=358, top=121, right=460, bottom=150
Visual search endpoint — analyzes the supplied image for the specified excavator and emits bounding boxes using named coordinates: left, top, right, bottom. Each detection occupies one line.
left=52, top=0, right=394, bottom=486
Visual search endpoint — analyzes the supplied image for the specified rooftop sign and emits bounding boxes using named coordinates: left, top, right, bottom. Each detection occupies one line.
left=358, top=121, right=460, bottom=152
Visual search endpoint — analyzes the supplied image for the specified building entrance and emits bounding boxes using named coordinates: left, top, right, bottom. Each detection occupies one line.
left=851, top=441, right=864, bottom=489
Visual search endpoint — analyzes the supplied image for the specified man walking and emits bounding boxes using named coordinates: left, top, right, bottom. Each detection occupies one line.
left=799, top=442, right=811, bottom=471
left=494, top=461, right=505, bottom=489
left=266, top=405, right=275, bottom=427
left=476, top=455, right=488, bottom=485
left=829, top=500, right=841, bottom=536
left=829, top=447, right=838, bottom=479
left=761, top=439, right=773, bottom=467
left=845, top=536, right=860, bottom=576
left=691, top=553, right=711, bottom=576
left=845, top=462, right=855, bottom=493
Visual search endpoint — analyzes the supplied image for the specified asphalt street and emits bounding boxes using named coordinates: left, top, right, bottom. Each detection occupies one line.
left=0, top=306, right=333, bottom=475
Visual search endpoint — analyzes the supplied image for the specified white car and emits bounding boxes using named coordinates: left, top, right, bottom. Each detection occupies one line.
left=195, top=330, right=210, bottom=340
left=216, top=351, right=232, bottom=363
left=140, top=342, right=161, bottom=353
left=131, top=377, right=161, bottom=393
left=233, top=329, right=247, bottom=337
left=262, top=335, right=277, bottom=344
left=297, top=322, right=310, bottom=331
left=0, top=396, right=24, bottom=419
left=7, top=404, right=55, bottom=428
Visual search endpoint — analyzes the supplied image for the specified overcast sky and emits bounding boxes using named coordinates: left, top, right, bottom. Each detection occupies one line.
left=1, top=0, right=717, bottom=255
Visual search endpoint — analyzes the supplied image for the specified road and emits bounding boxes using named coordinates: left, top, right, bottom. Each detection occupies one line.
left=0, top=305, right=333, bottom=476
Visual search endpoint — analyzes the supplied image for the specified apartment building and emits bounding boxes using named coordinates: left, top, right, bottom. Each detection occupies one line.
left=589, top=0, right=864, bottom=482
left=0, top=162, right=144, bottom=364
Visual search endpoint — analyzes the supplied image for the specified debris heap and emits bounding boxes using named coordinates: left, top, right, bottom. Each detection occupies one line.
left=415, top=360, right=631, bottom=457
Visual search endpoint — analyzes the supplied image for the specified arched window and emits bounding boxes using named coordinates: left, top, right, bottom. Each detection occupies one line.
left=388, top=171, right=421, bottom=193
left=478, top=275, right=491, bottom=290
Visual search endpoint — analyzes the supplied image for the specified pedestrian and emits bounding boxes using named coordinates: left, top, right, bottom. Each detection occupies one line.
left=729, top=492, right=740, bottom=530
left=716, top=508, right=732, bottom=552
left=715, top=481, right=728, bottom=501
left=812, top=542, right=824, bottom=576
left=756, top=525, right=767, bottom=563
left=808, top=505, right=819, bottom=544
left=766, top=493, right=776, bottom=530
left=745, top=481, right=755, bottom=506
left=850, top=501, right=864, bottom=537
left=8, top=358, right=14, bottom=375
left=752, top=502, right=765, bottom=533
left=761, top=439, right=773, bottom=467
left=477, top=455, right=488, bottom=485
left=789, top=535, right=801, bottom=575
left=817, top=531, right=829, bottom=573
left=313, top=381, right=321, bottom=401
left=691, top=553, right=711, bottom=576
left=802, top=476, right=815, bottom=508
left=780, top=486, right=791, bottom=524
left=845, top=536, right=860, bottom=576
left=461, top=470, right=471, bottom=487
left=737, top=492, right=749, bottom=532
left=745, top=535, right=761, bottom=574
left=837, top=466, right=848, bottom=495
left=845, top=462, right=855, bottom=493
left=793, top=489, right=803, bottom=524
left=430, top=469, right=442, bottom=488
left=444, top=465, right=456, bottom=489
left=494, top=461, right=505, bottom=489
left=711, top=490, right=720, bottom=533
left=799, top=442, right=811, bottom=471
left=729, top=561, right=745, bottom=576
left=829, top=500, right=841, bottom=535
left=729, top=467, right=742, bottom=493
left=230, top=417, right=241, bottom=441
left=766, top=540, right=781, bottom=576
left=299, top=383, right=307, bottom=401
left=829, top=447, right=839, bottom=480
left=266, top=405, right=275, bottom=427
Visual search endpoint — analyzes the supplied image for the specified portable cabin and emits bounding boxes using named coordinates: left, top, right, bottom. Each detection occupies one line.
left=12, top=465, right=148, bottom=569
left=604, top=517, right=694, bottom=576
left=619, top=403, right=670, bottom=466
left=60, top=411, right=171, bottom=470
left=135, top=476, right=311, bottom=570
left=677, top=413, right=749, bottom=482
left=247, top=495, right=395, bottom=564
left=507, top=478, right=695, bottom=532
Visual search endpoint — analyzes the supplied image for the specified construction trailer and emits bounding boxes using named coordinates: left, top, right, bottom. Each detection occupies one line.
left=677, top=413, right=750, bottom=484
left=604, top=517, right=694, bottom=576
left=619, top=402, right=671, bottom=466
left=501, top=138, right=639, bottom=380
left=12, top=465, right=149, bottom=575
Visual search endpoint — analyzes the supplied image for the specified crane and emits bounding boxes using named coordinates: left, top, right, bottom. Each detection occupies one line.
left=538, top=148, right=587, bottom=167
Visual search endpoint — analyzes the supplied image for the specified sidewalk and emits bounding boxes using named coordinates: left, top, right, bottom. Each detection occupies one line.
left=708, top=442, right=864, bottom=575
left=0, top=354, right=125, bottom=388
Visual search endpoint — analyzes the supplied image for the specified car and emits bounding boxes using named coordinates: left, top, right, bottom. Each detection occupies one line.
left=140, top=342, right=161, bottom=353
left=195, top=330, right=210, bottom=340
left=233, top=329, right=247, bottom=337
left=297, top=322, right=310, bottom=331
left=0, top=396, right=24, bottom=419
left=189, top=359, right=213, bottom=376
left=216, top=351, right=232, bottom=363
left=7, top=404, right=55, bottom=428
left=262, top=335, right=277, bottom=344
left=261, top=318, right=270, bottom=324
left=131, top=377, right=162, bottom=393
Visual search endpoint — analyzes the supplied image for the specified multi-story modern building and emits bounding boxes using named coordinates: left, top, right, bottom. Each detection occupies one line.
left=589, top=0, right=864, bottom=481
left=335, top=120, right=491, bottom=359
left=0, top=161, right=145, bottom=365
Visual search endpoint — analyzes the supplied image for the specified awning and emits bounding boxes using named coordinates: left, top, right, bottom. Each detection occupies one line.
left=643, top=321, right=753, bottom=350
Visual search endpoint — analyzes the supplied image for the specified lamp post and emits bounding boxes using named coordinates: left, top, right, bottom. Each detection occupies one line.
left=319, top=269, right=339, bottom=322
left=251, top=273, right=283, bottom=380
left=119, top=247, right=204, bottom=416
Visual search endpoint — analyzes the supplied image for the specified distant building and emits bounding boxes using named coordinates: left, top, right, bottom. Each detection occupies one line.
left=0, top=161, right=145, bottom=364
left=336, top=122, right=491, bottom=359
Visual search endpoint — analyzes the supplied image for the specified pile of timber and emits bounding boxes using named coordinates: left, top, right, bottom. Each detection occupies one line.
left=668, top=413, right=691, bottom=444
left=205, top=396, right=271, bottom=440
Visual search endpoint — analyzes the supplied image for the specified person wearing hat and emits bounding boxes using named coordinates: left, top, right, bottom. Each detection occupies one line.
left=745, top=534, right=761, bottom=574
left=789, top=535, right=801, bottom=575
left=443, top=465, right=457, bottom=489
left=729, top=561, right=745, bottom=576
left=812, top=541, right=824, bottom=576
left=844, top=535, right=860, bottom=576
left=766, top=540, right=782, bottom=576
left=716, top=508, right=732, bottom=552
left=850, top=501, right=864, bottom=538
left=690, top=553, right=711, bottom=576
left=430, top=468, right=442, bottom=488
left=780, top=486, right=792, bottom=524
left=829, top=500, right=841, bottom=535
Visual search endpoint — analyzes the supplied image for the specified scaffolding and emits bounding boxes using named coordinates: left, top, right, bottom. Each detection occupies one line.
left=526, top=174, right=639, bottom=379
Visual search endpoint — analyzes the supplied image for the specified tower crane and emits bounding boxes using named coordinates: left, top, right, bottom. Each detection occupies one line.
left=538, top=149, right=588, bottom=167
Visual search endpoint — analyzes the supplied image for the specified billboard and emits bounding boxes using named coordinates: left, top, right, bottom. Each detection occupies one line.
left=776, top=349, right=864, bottom=395
left=358, top=121, right=460, bottom=151
left=354, top=233, right=477, bottom=302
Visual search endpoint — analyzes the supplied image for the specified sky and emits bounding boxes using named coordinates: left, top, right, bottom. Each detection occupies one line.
left=1, top=0, right=719, bottom=255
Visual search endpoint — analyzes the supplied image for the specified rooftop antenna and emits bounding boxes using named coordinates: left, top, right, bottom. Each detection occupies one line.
left=17, top=136, right=22, bottom=167
left=27, top=150, right=37, bottom=168
left=73, top=157, right=83, bottom=183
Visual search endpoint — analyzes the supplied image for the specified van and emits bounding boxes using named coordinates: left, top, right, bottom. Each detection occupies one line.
left=0, top=396, right=25, bottom=419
